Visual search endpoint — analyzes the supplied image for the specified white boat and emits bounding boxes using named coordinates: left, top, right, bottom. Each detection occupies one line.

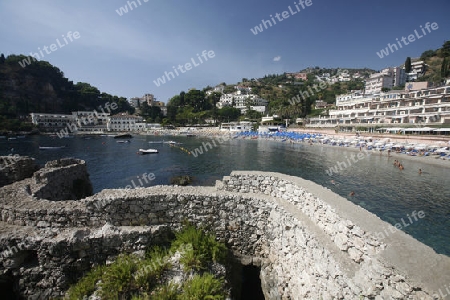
left=116, top=140, right=130, bottom=143
left=39, top=145, right=67, bottom=150
left=164, top=140, right=182, bottom=145
left=139, top=148, right=158, bottom=154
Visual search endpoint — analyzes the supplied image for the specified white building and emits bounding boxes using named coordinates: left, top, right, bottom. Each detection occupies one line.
left=241, top=106, right=266, bottom=114
left=307, top=85, right=450, bottom=127
left=217, top=93, right=268, bottom=112
left=406, top=61, right=427, bottom=82
left=72, top=111, right=109, bottom=127
left=220, top=121, right=254, bottom=132
left=388, top=67, right=406, bottom=87
left=107, top=115, right=144, bottom=131
left=365, top=72, right=394, bottom=95
left=30, top=113, right=75, bottom=130
left=129, top=97, right=141, bottom=108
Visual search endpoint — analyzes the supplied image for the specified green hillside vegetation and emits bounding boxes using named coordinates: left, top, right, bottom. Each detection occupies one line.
left=165, top=69, right=368, bottom=126
left=0, top=54, right=134, bottom=132
left=420, top=41, right=450, bottom=84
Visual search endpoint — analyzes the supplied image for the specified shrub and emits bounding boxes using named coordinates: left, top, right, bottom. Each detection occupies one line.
left=134, top=246, right=171, bottom=290
left=99, top=254, right=139, bottom=299
left=170, top=224, right=227, bottom=270
left=179, top=273, right=225, bottom=300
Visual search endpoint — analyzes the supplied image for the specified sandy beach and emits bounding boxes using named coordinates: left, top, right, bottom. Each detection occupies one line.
left=139, top=127, right=450, bottom=168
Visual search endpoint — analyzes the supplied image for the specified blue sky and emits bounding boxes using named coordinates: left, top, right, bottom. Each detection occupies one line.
left=1, top=0, right=449, bottom=103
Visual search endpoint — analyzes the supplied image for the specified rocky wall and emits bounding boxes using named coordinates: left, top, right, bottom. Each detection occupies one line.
left=31, top=158, right=93, bottom=200
left=0, top=161, right=449, bottom=299
left=0, top=155, right=38, bottom=188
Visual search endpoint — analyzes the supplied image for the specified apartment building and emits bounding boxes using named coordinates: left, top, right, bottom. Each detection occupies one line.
left=217, top=93, right=268, bottom=112
left=307, top=85, right=450, bottom=127
left=364, top=72, right=393, bottom=95
left=364, top=67, right=405, bottom=95
left=406, top=61, right=427, bottom=82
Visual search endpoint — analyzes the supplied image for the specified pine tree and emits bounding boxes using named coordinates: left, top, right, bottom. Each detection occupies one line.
left=405, top=57, right=412, bottom=73
left=0, top=54, right=5, bottom=64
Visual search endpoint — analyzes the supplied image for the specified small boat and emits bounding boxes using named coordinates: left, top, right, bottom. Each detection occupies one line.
left=39, top=145, right=67, bottom=150
left=8, top=137, right=17, bottom=141
left=114, top=134, right=133, bottom=139
left=16, top=135, right=26, bottom=139
left=164, top=140, right=182, bottom=145
left=139, top=148, right=158, bottom=154
left=149, top=141, right=164, bottom=144
left=116, top=140, right=130, bottom=143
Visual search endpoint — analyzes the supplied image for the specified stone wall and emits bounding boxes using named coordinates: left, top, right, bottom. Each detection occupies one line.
left=0, top=155, right=38, bottom=188
left=31, top=158, right=93, bottom=200
left=0, top=161, right=450, bottom=299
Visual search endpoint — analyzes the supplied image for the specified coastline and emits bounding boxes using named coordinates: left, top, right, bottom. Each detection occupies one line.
left=43, top=127, right=450, bottom=169
left=170, top=127, right=450, bottom=169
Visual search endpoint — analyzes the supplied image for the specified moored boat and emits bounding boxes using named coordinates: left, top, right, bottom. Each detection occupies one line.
left=114, top=134, right=133, bottom=139
left=138, top=148, right=158, bottom=154
left=39, top=145, right=67, bottom=150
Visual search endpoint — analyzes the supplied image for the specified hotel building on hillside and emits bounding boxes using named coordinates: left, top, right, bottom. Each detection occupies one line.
left=307, top=84, right=450, bottom=128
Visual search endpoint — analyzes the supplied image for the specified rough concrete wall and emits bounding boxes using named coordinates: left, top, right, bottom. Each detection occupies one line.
left=0, top=156, right=38, bottom=188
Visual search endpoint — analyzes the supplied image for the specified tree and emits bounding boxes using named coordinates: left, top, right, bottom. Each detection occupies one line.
left=0, top=54, right=5, bottom=64
left=405, top=57, right=412, bottom=73
left=420, top=50, right=436, bottom=60
left=441, top=57, right=449, bottom=79
left=442, top=41, right=450, bottom=57
left=218, top=106, right=240, bottom=122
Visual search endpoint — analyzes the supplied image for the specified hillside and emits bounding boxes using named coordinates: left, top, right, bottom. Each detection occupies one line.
left=0, top=54, right=134, bottom=131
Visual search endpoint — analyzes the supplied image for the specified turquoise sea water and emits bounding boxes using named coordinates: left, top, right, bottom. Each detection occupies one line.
left=1, top=134, right=449, bottom=256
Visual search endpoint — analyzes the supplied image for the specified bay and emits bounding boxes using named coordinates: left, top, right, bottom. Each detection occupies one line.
left=1, top=134, right=449, bottom=256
